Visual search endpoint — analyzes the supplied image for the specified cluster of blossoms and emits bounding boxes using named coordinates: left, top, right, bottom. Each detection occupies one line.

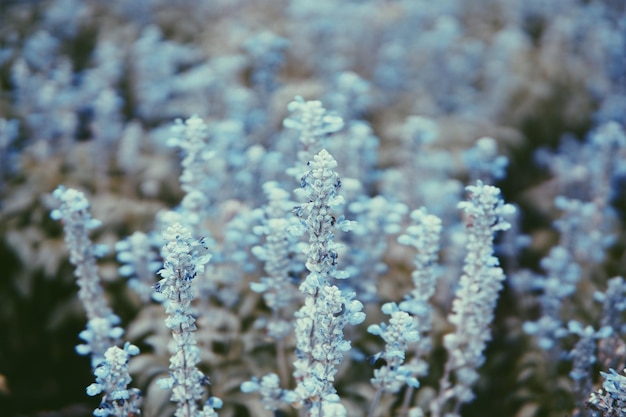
left=595, top=277, right=626, bottom=370
left=75, top=318, right=124, bottom=369
left=434, top=181, right=514, bottom=417
left=523, top=246, right=581, bottom=351
left=398, top=207, right=442, bottom=332
left=567, top=320, right=611, bottom=417
left=243, top=30, right=290, bottom=100
left=324, top=71, right=371, bottom=121
left=31, top=0, right=626, bottom=414
left=463, top=136, right=509, bottom=184
left=50, top=186, right=122, bottom=367
left=167, top=115, right=216, bottom=230
left=576, top=276, right=626, bottom=416
left=368, top=302, right=420, bottom=394
left=86, top=342, right=142, bottom=417
left=290, top=149, right=365, bottom=415
left=346, top=195, right=408, bottom=303
left=395, top=207, right=442, bottom=415
left=586, top=122, right=626, bottom=204
left=241, top=373, right=296, bottom=412
left=292, top=285, right=365, bottom=411
left=283, top=97, right=344, bottom=179
left=292, top=149, right=355, bottom=294
left=250, top=181, right=302, bottom=342
left=115, top=231, right=162, bottom=304
left=523, top=188, right=616, bottom=355
left=553, top=196, right=616, bottom=266
left=588, top=368, right=626, bottom=417
left=155, top=223, right=222, bottom=417
left=248, top=181, right=303, bottom=385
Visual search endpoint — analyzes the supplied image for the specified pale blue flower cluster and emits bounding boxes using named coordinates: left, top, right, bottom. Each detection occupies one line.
left=12, top=49, right=77, bottom=157
left=588, top=368, right=626, bottom=417
left=243, top=31, right=289, bottom=100
left=240, top=373, right=296, bottom=412
left=167, top=115, right=215, bottom=229
left=293, top=150, right=355, bottom=288
left=434, top=181, right=514, bottom=416
left=324, top=71, right=371, bottom=121
left=241, top=182, right=304, bottom=391
left=76, top=317, right=124, bottom=370
left=155, top=223, right=221, bottom=417
left=523, top=246, right=581, bottom=351
left=463, top=137, right=509, bottom=184
left=579, top=276, right=626, bottom=414
left=536, top=121, right=625, bottom=206
left=283, top=97, right=344, bottom=179
left=595, top=277, right=626, bottom=371
left=50, top=185, right=122, bottom=367
left=553, top=196, right=616, bottom=265
left=131, top=25, right=204, bottom=121
left=250, top=182, right=301, bottom=341
left=522, top=121, right=625, bottom=365
left=291, top=149, right=365, bottom=414
left=86, top=342, right=142, bottom=417
left=115, top=231, right=162, bottom=303
left=345, top=196, right=408, bottom=303
left=586, top=122, right=626, bottom=203
left=292, top=284, right=365, bottom=414
left=218, top=207, right=264, bottom=305
left=522, top=124, right=625, bottom=359
left=368, top=303, right=420, bottom=394
left=567, top=320, right=612, bottom=417
left=382, top=115, right=462, bottom=222
left=398, top=208, right=442, bottom=318
left=397, top=207, right=442, bottom=387
left=26, top=1, right=625, bottom=414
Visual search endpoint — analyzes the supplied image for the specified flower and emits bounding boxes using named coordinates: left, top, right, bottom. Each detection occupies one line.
left=291, top=148, right=364, bottom=414
left=433, top=181, right=514, bottom=415
left=86, top=343, right=142, bottom=417
left=51, top=186, right=121, bottom=367
left=283, top=96, right=344, bottom=179
left=155, top=223, right=219, bottom=417
left=115, top=231, right=162, bottom=303
left=293, top=149, right=352, bottom=295
left=368, top=303, right=421, bottom=393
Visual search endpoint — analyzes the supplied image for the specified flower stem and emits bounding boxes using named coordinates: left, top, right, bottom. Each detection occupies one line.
left=367, top=387, right=384, bottom=417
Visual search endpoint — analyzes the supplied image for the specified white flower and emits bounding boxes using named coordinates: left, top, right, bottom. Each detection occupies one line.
left=156, top=223, right=220, bottom=417
left=87, top=343, right=141, bottom=417
left=436, top=181, right=512, bottom=411
left=369, top=304, right=420, bottom=393
left=51, top=186, right=120, bottom=366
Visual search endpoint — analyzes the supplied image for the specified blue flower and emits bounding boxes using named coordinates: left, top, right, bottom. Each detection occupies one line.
left=51, top=186, right=121, bottom=367
left=156, top=223, right=220, bottom=417
left=87, top=343, right=141, bottom=417
left=435, top=181, right=514, bottom=412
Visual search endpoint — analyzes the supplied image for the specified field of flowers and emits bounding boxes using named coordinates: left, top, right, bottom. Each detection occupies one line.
left=0, top=1, right=625, bottom=416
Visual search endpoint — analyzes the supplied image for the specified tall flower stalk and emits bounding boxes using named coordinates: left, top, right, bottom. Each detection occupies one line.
left=250, top=181, right=302, bottom=384
left=397, top=208, right=442, bottom=416
left=50, top=186, right=122, bottom=367
left=155, top=223, right=222, bottom=417
left=367, top=303, right=420, bottom=417
left=291, top=149, right=365, bottom=416
left=432, top=181, right=514, bottom=417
